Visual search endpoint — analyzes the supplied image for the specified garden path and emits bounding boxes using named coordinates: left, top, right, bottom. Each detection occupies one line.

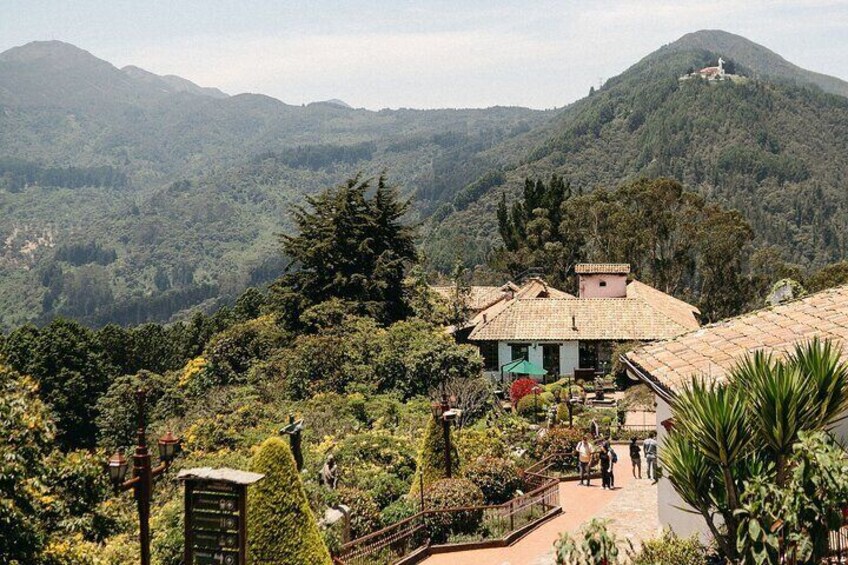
left=420, top=464, right=659, bottom=565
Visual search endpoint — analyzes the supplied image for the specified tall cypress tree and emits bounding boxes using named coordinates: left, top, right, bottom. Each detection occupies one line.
left=271, top=174, right=417, bottom=329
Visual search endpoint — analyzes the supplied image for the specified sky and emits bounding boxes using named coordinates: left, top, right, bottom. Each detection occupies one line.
left=3, top=1, right=848, bottom=110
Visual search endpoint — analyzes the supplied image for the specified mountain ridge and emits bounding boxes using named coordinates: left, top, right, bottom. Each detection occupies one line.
left=1, top=31, right=848, bottom=329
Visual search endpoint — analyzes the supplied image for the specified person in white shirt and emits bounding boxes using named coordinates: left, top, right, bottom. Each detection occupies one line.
left=575, top=435, right=594, bottom=486
left=643, top=431, right=658, bottom=481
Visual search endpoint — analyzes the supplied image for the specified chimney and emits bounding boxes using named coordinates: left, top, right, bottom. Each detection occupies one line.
left=575, top=263, right=630, bottom=298
left=571, top=314, right=577, bottom=331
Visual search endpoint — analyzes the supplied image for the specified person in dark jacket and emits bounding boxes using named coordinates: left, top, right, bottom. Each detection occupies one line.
left=629, top=437, right=642, bottom=479
left=599, top=444, right=612, bottom=489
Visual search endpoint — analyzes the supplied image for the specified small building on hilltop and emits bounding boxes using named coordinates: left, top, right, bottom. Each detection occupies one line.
left=621, top=285, right=848, bottom=539
left=459, top=264, right=700, bottom=379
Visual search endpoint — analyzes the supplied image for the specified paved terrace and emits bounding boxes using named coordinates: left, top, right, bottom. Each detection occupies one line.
left=421, top=463, right=660, bottom=565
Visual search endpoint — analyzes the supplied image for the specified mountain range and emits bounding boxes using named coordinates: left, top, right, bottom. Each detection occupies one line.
left=1, top=30, right=847, bottom=329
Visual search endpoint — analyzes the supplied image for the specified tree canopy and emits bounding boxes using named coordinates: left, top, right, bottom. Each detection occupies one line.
left=492, top=176, right=755, bottom=321
left=271, top=174, right=417, bottom=328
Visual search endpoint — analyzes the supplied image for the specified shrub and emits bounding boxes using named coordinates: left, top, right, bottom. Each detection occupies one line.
left=554, top=519, right=623, bottom=564
left=409, top=415, right=460, bottom=495
left=631, top=529, right=706, bottom=565
left=381, top=497, right=417, bottom=526
left=332, top=487, right=382, bottom=539
left=362, top=472, right=408, bottom=509
left=205, top=316, right=286, bottom=386
left=463, top=457, right=522, bottom=504
left=42, top=449, right=117, bottom=541
left=546, top=382, right=563, bottom=399
left=455, top=427, right=508, bottom=462
left=510, top=378, right=541, bottom=403
left=334, top=431, right=417, bottom=483
left=248, top=437, right=332, bottom=565
left=423, top=478, right=485, bottom=542
left=534, top=426, right=584, bottom=462
left=516, top=393, right=549, bottom=417
left=41, top=534, right=104, bottom=565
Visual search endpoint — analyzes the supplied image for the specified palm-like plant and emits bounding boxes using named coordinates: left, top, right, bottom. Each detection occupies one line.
left=662, top=338, right=848, bottom=562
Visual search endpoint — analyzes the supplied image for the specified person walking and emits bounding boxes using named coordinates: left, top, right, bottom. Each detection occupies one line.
left=604, top=440, right=617, bottom=488
left=575, top=435, right=594, bottom=486
left=599, top=444, right=612, bottom=489
left=629, top=437, right=642, bottom=479
left=644, top=431, right=658, bottom=481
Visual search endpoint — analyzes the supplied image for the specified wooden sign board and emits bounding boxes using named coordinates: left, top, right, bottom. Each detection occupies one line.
left=179, top=468, right=264, bottom=565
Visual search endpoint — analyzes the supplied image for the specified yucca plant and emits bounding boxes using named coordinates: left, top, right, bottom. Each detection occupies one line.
left=662, top=338, right=848, bottom=563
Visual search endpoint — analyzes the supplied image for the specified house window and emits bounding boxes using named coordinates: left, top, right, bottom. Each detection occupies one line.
left=478, top=341, right=498, bottom=371
left=597, top=342, right=614, bottom=373
left=509, top=343, right=530, bottom=362
left=579, top=341, right=597, bottom=370
left=599, top=281, right=607, bottom=287
left=542, top=344, right=561, bottom=377
left=578, top=341, right=615, bottom=373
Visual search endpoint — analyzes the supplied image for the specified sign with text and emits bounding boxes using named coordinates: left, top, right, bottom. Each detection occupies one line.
left=179, top=468, right=264, bottom=565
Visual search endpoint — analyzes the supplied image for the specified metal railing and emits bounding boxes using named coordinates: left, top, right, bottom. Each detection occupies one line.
left=333, top=453, right=564, bottom=565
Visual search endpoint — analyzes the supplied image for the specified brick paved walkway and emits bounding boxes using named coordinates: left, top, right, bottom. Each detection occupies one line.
left=421, top=462, right=659, bottom=565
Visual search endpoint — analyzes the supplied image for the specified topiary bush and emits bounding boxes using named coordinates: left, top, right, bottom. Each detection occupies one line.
left=510, top=377, right=541, bottom=403
left=423, top=478, right=485, bottom=543
left=409, top=415, right=460, bottom=496
left=516, top=393, right=550, bottom=417
left=248, top=437, right=332, bottom=565
left=630, top=529, right=706, bottom=564
left=546, top=382, right=563, bottom=399
left=463, top=456, right=523, bottom=504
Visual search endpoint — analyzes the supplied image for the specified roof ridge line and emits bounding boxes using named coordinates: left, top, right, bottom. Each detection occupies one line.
left=629, top=283, right=848, bottom=355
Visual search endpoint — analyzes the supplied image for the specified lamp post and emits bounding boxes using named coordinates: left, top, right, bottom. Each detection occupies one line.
left=566, top=373, right=574, bottom=428
left=107, top=389, right=181, bottom=565
left=430, top=392, right=461, bottom=479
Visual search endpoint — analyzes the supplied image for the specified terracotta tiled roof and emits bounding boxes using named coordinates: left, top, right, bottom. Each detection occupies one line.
left=575, top=263, right=631, bottom=275
left=467, top=280, right=699, bottom=342
left=624, top=285, right=848, bottom=398
left=431, top=283, right=519, bottom=312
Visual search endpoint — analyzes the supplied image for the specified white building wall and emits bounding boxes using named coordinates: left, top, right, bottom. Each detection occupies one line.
left=656, top=395, right=715, bottom=541
left=497, top=342, right=512, bottom=370
left=528, top=342, right=544, bottom=369
left=560, top=342, right=580, bottom=376
left=493, top=340, right=581, bottom=380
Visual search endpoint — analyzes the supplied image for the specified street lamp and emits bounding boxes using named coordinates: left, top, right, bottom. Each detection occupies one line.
left=106, top=389, right=181, bottom=565
left=430, top=393, right=462, bottom=478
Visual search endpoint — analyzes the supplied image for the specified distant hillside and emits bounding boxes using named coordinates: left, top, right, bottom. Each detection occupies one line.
left=121, top=64, right=228, bottom=99
left=2, top=31, right=848, bottom=330
left=0, top=40, right=549, bottom=329
left=663, top=30, right=848, bottom=98
left=424, top=30, right=848, bottom=273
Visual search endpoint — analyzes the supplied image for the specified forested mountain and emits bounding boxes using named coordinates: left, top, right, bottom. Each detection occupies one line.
left=424, top=30, right=848, bottom=273
left=0, top=41, right=549, bottom=329
left=2, top=31, right=848, bottom=329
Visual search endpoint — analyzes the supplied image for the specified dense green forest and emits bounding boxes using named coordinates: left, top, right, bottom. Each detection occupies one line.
left=424, top=32, right=848, bottom=275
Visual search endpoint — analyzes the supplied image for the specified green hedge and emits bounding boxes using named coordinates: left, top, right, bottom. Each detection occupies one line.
left=248, top=437, right=332, bottom=565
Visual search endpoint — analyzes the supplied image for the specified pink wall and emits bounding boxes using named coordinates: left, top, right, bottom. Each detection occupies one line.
left=578, top=274, right=627, bottom=298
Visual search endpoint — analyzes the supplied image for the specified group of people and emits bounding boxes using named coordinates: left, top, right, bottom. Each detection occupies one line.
left=574, top=431, right=658, bottom=489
